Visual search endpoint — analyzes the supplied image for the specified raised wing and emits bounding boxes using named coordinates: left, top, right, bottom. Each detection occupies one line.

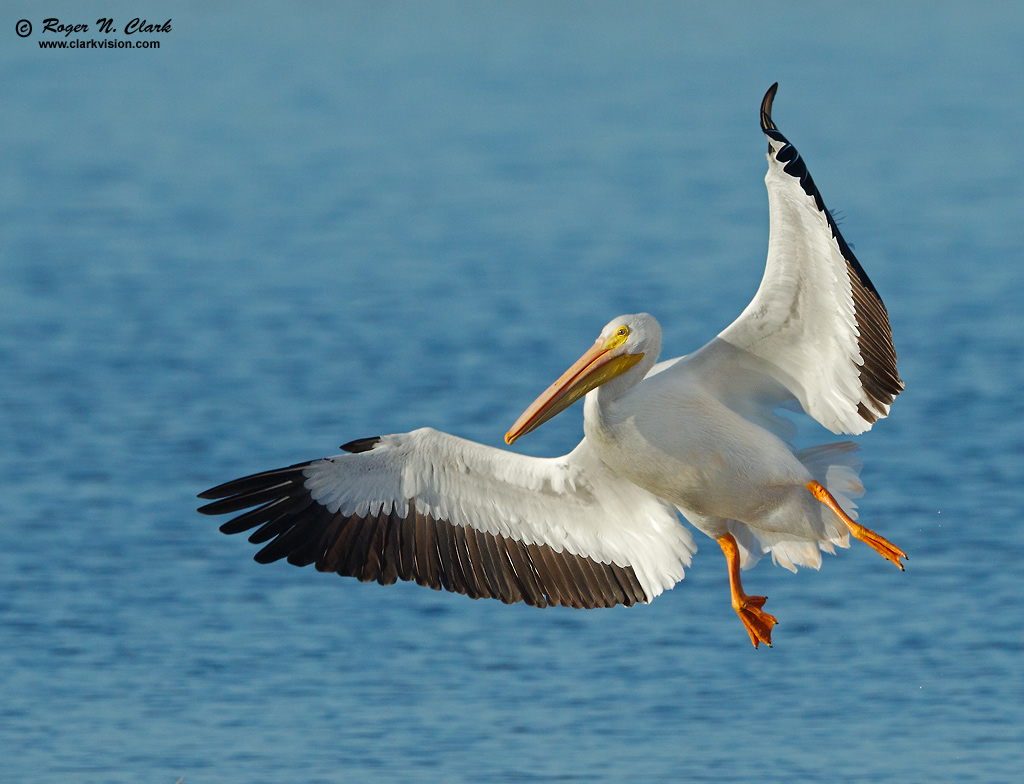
left=198, top=428, right=695, bottom=609
left=717, top=83, right=902, bottom=435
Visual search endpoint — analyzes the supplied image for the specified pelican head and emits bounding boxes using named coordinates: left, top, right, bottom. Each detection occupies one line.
left=505, top=313, right=661, bottom=445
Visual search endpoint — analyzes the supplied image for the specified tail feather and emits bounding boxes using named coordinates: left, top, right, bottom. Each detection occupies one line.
left=730, top=442, right=862, bottom=572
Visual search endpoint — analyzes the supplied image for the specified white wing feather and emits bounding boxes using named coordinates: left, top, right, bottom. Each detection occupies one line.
left=716, top=85, right=901, bottom=435
left=303, top=428, right=695, bottom=599
left=717, top=140, right=864, bottom=433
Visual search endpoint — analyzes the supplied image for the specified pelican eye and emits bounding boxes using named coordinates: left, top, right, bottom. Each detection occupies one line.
left=606, top=325, right=630, bottom=349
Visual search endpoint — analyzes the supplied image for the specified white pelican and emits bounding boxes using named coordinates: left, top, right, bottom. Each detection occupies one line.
left=199, top=84, right=904, bottom=648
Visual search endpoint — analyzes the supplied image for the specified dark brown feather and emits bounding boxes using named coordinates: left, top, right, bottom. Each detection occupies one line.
left=200, top=464, right=648, bottom=609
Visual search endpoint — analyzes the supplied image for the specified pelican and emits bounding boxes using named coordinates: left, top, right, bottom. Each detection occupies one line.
left=199, top=84, right=904, bottom=648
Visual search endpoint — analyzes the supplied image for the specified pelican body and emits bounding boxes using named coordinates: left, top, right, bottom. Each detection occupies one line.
left=199, top=85, right=904, bottom=647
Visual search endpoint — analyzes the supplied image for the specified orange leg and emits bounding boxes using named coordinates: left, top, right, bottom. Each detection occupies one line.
left=806, top=481, right=907, bottom=570
left=717, top=533, right=777, bottom=648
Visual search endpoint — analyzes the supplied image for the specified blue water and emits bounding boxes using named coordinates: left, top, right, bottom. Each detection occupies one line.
left=2, top=2, right=1022, bottom=781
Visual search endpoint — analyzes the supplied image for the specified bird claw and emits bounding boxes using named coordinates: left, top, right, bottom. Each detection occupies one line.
left=734, top=594, right=777, bottom=648
left=848, top=523, right=907, bottom=571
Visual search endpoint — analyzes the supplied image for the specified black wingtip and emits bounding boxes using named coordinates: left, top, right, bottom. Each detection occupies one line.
left=340, top=436, right=382, bottom=453
left=760, top=83, right=779, bottom=133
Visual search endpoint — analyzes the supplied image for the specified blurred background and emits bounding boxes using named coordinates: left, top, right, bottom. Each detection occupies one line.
left=1, top=1, right=1022, bottom=781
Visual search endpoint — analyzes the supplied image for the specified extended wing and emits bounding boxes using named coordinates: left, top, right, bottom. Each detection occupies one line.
left=716, top=84, right=902, bottom=435
left=198, top=429, right=695, bottom=609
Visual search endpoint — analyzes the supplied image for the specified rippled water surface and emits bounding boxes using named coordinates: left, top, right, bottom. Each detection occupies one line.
left=2, top=2, right=1023, bottom=781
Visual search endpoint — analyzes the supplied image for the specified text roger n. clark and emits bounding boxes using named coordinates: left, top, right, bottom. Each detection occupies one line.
left=41, top=18, right=172, bottom=37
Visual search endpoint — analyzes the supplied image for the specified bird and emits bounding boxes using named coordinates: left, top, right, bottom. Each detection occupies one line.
left=198, top=84, right=905, bottom=648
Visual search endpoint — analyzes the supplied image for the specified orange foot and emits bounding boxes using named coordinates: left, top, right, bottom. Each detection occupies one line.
left=733, top=592, right=777, bottom=649
left=806, top=481, right=908, bottom=570
left=718, top=534, right=778, bottom=648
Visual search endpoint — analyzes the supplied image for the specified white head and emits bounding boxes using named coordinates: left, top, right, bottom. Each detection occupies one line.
left=505, top=313, right=662, bottom=444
